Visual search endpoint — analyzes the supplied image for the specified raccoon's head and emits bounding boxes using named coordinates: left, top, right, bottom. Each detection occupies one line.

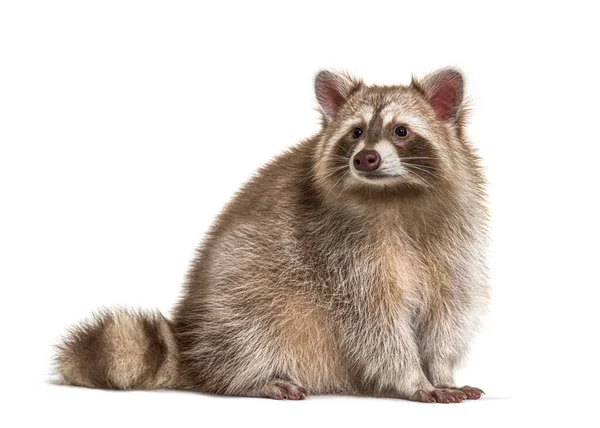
left=313, top=68, right=468, bottom=201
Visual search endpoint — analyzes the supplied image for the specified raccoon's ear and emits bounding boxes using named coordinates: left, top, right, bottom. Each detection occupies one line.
left=414, top=69, right=464, bottom=123
left=315, top=70, right=360, bottom=121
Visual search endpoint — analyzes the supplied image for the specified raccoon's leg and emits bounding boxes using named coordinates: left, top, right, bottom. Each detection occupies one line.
left=392, top=329, right=468, bottom=403
left=420, top=311, right=484, bottom=400
left=176, top=299, right=313, bottom=400
left=424, top=352, right=484, bottom=400
left=178, top=326, right=311, bottom=400
left=349, top=314, right=468, bottom=403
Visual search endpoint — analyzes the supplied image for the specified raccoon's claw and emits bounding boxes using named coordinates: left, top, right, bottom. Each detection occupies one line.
left=412, top=389, right=468, bottom=403
left=432, top=389, right=468, bottom=403
left=412, top=390, right=436, bottom=403
left=259, top=380, right=307, bottom=400
left=458, top=386, right=484, bottom=399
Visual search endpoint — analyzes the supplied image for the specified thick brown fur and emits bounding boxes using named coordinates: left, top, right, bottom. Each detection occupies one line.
left=55, top=68, right=489, bottom=403
left=55, top=309, right=178, bottom=389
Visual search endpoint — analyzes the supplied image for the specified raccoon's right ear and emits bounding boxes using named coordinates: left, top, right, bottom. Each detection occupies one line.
left=315, top=70, right=361, bottom=121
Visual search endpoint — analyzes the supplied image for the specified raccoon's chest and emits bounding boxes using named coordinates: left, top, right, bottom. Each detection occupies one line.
left=365, top=225, right=463, bottom=319
left=372, top=232, right=431, bottom=308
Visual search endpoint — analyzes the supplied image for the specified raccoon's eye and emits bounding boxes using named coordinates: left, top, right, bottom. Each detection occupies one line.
left=394, top=126, right=408, bottom=137
left=351, top=127, right=363, bottom=139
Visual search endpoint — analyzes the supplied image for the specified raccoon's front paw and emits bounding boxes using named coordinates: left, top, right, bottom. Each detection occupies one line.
left=258, top=379, right=307, bottom=400
left=457, top=385, right=484, bottom=399
left=411, top=388, right=468, bottom=403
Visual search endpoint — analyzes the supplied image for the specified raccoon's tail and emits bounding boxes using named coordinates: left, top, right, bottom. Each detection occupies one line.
left=54, top=308, right=179, bottom=390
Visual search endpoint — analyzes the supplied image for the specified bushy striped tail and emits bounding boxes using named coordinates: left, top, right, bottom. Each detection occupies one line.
left=55, top=309, right=179, bottom=390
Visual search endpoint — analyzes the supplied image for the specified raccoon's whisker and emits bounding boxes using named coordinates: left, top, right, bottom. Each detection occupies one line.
left=399, top=156, right=440, bottom=160
left=335, top=143, right=352, bottom=156
left=406, top=163, right=436, bottom=170
left=402, top=160, right=437, bottom=167
left=403, top=167, right=433, bottom=187
left=329, top=155, right=351, bottom=163
left=405, top=164, right=437, bottom=175
left=409, top=170, right=437, bottom=182
left=333, top=159, right=351, bottom=168
left=322, top=165, right=349, bottom=180
left=325, top=162, right=348, bottom=170
left=404, top=163, right=440, bottom=178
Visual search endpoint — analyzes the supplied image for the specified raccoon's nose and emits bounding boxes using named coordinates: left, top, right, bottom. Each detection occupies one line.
left=353, top=150, right=381, bottom=172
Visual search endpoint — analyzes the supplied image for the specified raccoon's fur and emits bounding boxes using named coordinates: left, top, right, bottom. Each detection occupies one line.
left=55, top=68, right=489, bottom=403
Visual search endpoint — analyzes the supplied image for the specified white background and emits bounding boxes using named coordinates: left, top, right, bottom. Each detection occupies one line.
left=1, top=1, right=599, bottom=426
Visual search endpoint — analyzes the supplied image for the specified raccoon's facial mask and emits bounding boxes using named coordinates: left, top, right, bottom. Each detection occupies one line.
left=316, top=98, right=444, bottom=189
left=343, top=113, right=440, bottom=187
left=314, top=68, right=464, bottom=193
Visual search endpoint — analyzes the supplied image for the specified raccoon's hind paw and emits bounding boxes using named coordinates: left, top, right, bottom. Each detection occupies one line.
left=256, top=379, right=307, bottom=400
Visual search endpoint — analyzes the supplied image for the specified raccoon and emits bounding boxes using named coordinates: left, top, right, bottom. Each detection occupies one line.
left=55, top=68, right=489, bottom=403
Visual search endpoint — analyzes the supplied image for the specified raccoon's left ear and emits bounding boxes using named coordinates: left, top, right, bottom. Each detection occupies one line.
left=413, top=69, right=464, bottom=123
left=315, top=70, right=361, bottom=121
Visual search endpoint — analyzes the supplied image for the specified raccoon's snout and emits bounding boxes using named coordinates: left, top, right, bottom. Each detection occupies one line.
left=353, top=150, right=381, bottom=172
